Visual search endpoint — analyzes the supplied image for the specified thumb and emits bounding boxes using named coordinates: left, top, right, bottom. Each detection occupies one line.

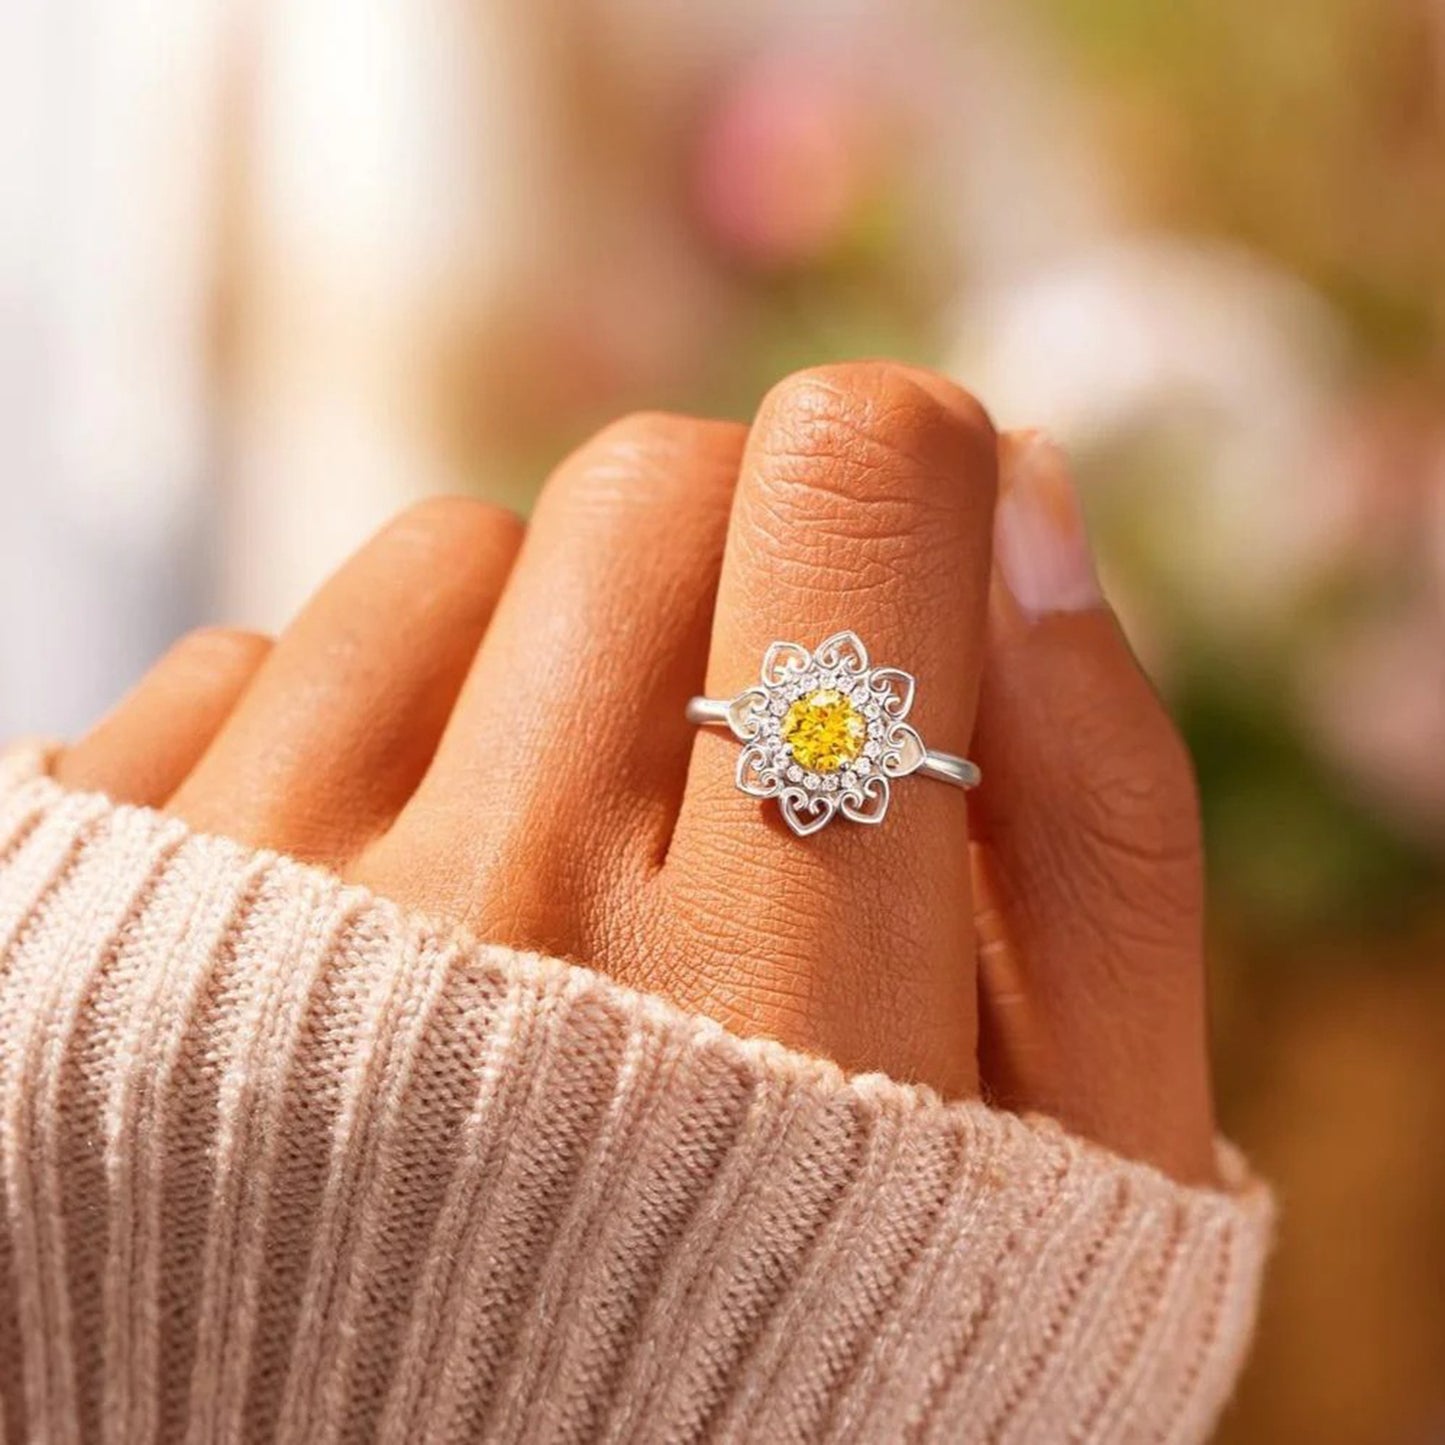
left=970, top=431, right=1217, bottom=1184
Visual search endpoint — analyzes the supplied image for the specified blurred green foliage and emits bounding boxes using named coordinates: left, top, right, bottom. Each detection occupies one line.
left=1181, top=673, right=1442, bottom=942
left=1028, top=0, right=1445, bottom=368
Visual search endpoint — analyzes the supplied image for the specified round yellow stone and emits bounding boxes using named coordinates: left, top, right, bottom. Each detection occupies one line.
left=782, top=689, right=867, bottom=773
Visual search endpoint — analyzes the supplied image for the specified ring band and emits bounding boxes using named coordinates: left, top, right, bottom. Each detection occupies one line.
left=686, top=631, right=980, bottom=836
left=685, top=698, right=979, bottom=788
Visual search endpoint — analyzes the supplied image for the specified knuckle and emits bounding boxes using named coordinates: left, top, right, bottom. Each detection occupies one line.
left=1072, top=704, right=1202, bottom=874
left=575, top=410, right=744, bottom=476
left=172, top=626, right=271, bottom=673
left=747, top=507, right=948, bottom=609
left=398, top=494, right=523, bottom=543
left=760, top=366, right=903, bottom=465
left=1004, top=649, right=1205, bottom=946
left=545, top=411, right=744, bottom=523
left=755, top=364, right=997, bottom=517
left=386, top=494, right=524, bottom=557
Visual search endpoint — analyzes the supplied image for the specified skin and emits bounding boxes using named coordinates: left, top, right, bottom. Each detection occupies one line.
left=53, top=361, right=1218, bottom=1186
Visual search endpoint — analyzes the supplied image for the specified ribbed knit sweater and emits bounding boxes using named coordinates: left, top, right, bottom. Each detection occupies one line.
left=0, top=741, right=1271, bottom=1444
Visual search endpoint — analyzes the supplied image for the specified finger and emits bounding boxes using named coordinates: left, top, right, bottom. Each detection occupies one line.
left=54, top=628, right=272, bottom=807
left=666, top=362, right=997, bottom=1095
left=972, top=431, right=1216, bottom=1182
left=170, top=497, right=523, bottom=863
left=361, top=414, right=745, bottom=947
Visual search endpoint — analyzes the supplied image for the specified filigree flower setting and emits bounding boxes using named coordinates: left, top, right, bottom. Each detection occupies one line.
left=726, top=631, right=927, bottom=835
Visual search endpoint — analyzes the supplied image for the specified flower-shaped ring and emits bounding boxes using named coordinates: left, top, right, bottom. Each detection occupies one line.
left=685, top=631, right=980, bottom=836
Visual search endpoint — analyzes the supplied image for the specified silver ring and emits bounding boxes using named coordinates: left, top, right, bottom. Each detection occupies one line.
left=686, top=630, right=980, bottom=836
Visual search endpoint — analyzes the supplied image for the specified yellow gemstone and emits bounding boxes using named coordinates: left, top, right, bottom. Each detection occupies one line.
left=782, top=689, right=867, bottom=773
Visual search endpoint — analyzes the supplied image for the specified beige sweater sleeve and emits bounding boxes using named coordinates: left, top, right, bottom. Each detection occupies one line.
left=0, top=742, right=1271, bottom=1444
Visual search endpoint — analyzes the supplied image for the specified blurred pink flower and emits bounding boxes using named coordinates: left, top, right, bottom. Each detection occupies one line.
left=1298, top=396, right=1445, bottom=835
left=692, top=51, right=888, bottom=269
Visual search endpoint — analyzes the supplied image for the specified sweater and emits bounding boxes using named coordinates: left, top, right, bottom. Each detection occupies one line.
left=0, top=741, right=1271, bottom=1444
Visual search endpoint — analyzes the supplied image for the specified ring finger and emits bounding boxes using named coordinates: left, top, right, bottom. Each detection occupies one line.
left=358, top=413, right=745, bottom=952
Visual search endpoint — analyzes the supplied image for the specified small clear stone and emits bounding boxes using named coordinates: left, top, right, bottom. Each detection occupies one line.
left=805, top=774, right=820, bottom=790
left=770, top=696, right=788, bottom=716
left=863, top=740, right=882, bottom=759
left=863, top=702, right=881, bottom=720
left=786, top=764, right=804, bottom=783
left=822, top=775, right=839, bottom=792
left=856, top=756, right=873, bottom=774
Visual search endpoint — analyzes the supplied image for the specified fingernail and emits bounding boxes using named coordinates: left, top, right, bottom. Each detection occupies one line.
left=994, top=431, right=1103, bottom=620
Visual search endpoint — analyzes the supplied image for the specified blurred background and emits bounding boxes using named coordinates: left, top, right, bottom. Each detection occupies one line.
left=1, top=0, right=1442, bottom=1438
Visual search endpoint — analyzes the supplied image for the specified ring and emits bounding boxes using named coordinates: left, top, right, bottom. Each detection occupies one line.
left=686, top=630, right=980, bottom=836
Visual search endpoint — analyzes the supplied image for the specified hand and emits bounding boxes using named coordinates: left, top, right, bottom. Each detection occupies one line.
left=56, top=361, right=1217, bottom=1183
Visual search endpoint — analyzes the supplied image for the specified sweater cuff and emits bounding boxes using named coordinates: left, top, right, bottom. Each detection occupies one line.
left=0, top=742, right=1271, bottom=1444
